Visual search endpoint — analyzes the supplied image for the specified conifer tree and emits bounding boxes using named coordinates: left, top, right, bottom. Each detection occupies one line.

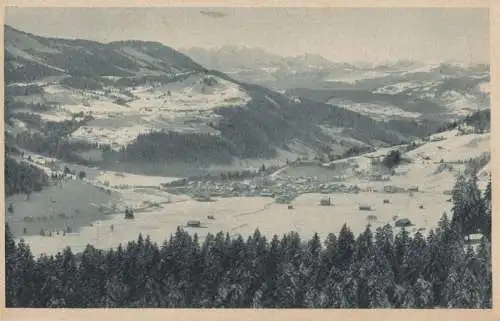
left=482, top=178, right=492, bottom=240
left=451, top=172, right=483, bottom=237
left=477, top=237, right=492, bottom=308
left=5, top=224, right=19, bottom=307
left=334, top=224, right=355, bottom=270
left=411, top=278, right=434, bottom=308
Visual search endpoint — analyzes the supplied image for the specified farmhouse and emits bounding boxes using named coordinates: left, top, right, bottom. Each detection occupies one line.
left=186, top=220, right=202, bottom=228
left=359, top=205, right=372, bottom=211
left=465, top=233, right=483, bottom=245
left=319, top=197, right=332, bottom=206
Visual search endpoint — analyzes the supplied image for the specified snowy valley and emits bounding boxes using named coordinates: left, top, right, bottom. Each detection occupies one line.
left=4, top=25, right=491, bottom=259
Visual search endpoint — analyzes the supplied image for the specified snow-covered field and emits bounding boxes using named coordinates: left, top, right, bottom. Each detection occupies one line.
left=373, top=79, right=490, bottom=117
left=327, top=98, right=421, bottom=121
left=127, top=76, right=251, bottom=112
left=373, top=81, right=435, bottom=95
left=8, top=74, right=251, bottom=150
left=94, top=170, right=181, bottom=188
left=20, top=190, right=450, bottom=256
left=324, top=70, right=390, bottom=84
left=479, top=82, right=491, bottom=93
left=70, top=123, right=160, bottom=147
left=438, top=90, right=488, bottom=116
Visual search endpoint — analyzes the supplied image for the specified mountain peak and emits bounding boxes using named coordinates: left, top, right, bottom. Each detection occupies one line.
left=4, top=27, right=204, bottom=82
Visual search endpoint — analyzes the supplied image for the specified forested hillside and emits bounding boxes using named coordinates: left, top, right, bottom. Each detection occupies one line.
left=5, top=173, right=492, bottom=308
left=4, top=155, right=49, bottom=198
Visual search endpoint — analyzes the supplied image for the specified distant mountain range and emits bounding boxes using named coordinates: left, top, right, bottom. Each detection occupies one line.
left=4, top=26, right=489, bottom=176
left=184, top=45, right=351, bottom=72
left=184, top=46, right=490, bottom=121
left=183, top=46, right=489, bottom=91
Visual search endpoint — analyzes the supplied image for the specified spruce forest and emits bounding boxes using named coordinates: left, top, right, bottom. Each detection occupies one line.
left=5, top=171, right=492, bottom=308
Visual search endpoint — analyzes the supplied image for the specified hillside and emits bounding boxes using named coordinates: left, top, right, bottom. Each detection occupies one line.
left=4, top=26, right=445, bottom=177
left=287, top=64, right=489, bottom=122
left=4, top=25, right=206, bottom=82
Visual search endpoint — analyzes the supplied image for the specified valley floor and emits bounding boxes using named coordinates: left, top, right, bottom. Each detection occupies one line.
left=7, top=130, right=490, bottom=257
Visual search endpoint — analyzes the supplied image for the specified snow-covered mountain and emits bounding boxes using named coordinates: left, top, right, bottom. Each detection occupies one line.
left=5, top=26, right=448, bottom=177
left=287, top=61, right=490, bottom=122
left=183, top=46, right=346, bottom=72
left=183, top=46, right=358, bottom=90
left=182, top=48, right=490, bottom=120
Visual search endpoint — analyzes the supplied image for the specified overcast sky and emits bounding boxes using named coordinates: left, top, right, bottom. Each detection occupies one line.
left=5, top=7, right=490, bottom=64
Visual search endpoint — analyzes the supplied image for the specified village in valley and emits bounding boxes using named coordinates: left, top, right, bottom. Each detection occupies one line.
left=6, top=120, right=490, bottom=256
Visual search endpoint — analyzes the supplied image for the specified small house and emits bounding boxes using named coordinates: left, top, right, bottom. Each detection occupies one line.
left=359, top=205, right=372, bottom=211
left=187, top=220, right=202, bottom=228
left=207, top=215, right=215, bottom=220
left=384, top=185, right=404, bottom=193
left=367, top=214, right=378, bottom=221
left=383, top=199, right=390, bottom=204
left=408, top=186, right=419, bottom=192
left=320, top=197, right=332, bottom=206
left=465, top=233, right=483, bottom=245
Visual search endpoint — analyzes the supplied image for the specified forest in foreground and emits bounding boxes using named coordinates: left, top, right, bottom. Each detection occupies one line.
left=5, top=171, right=492, bottom=308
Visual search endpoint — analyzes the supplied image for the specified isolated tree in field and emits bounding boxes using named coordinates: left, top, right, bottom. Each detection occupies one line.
left=78, top=171, right=86, bottom=180
left=382, top=150, right=402, bottom=169
left=124, top=207, right=134, bottom=220
left=8, top=204, right=14, bottom=214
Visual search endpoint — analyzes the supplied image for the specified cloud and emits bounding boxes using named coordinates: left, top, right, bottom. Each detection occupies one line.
left=200, top=11, right=227, bottom=19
